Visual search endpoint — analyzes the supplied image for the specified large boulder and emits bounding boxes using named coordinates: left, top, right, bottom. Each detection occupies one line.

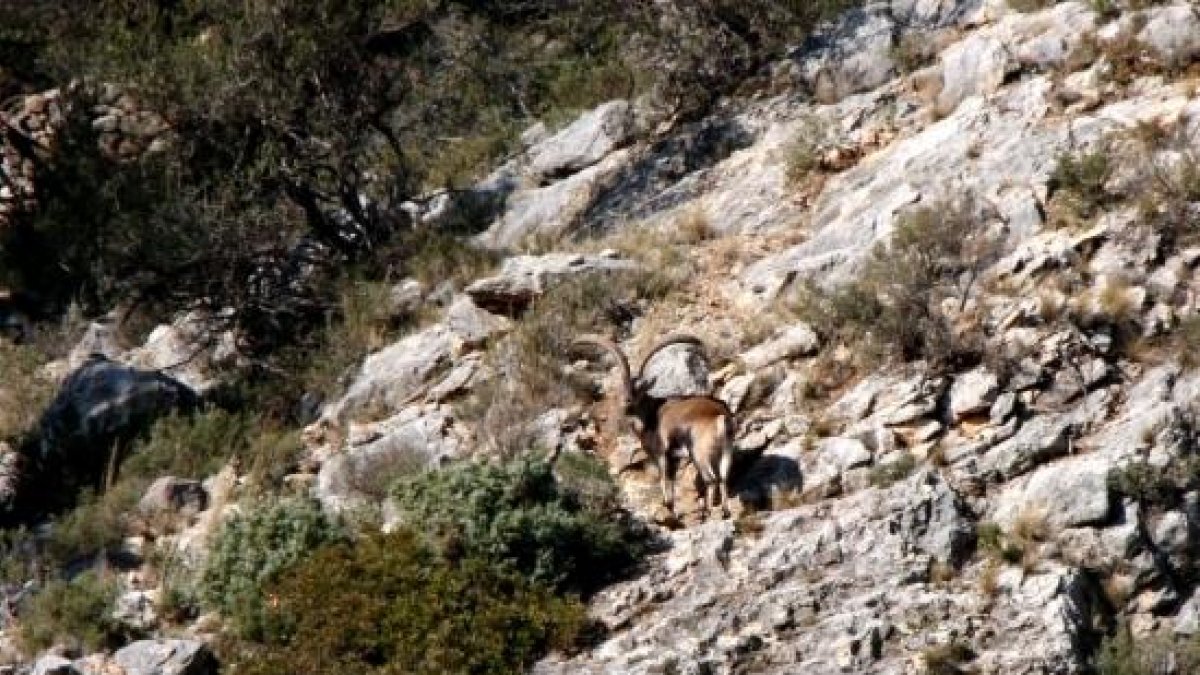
left=112, top=639, right=218, bottom=675
left=796, top=5, right=896, bottom=103
left=465, top=252, right=640, bottom=314
left=475, top=149, right=633, bottom=249
left=993, top=455, right=1113, bottom=530
left=1138, top=4, right=1200, bottom=67
left=316, top=405, right=465, bottom=513
left=23, top=356, right=198, bottom=513
left=738, top=323, right=819, bottom=371
left=639, top=342, right=710, bottom=399
left=527, top=100, right=634, bottom=179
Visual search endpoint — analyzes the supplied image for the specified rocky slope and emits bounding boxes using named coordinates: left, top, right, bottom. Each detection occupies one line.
left=11, top=0, right=1200, bottom=673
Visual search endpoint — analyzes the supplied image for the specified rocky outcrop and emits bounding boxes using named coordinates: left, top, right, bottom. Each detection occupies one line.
left=464, top=252, right=640, bottom=314
left=111, top=639, right=218, bottom=675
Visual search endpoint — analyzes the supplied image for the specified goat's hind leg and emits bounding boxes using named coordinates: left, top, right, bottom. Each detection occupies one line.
left=717, top=449, right=733, bottom=518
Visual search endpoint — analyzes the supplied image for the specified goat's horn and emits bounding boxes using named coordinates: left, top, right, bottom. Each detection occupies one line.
left=636, top=334, right=710, bottom=380
left=571, top=334, right=633, bottom=404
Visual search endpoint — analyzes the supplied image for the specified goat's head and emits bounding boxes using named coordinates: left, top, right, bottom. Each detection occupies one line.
left=571, top=333, right=711, bottom=422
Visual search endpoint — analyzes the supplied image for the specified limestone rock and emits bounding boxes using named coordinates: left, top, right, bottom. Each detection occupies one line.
left=949, top=368, right=1001, bottom=421
left=138, top=477, right=208, bottom=516
left=476, top=149, right=633, bottom=249
left=1138, top=4, right=1200, bottom=67
left=465, top=253, right=640, bottom=314
left=738, top=323, right=819, bottom=371
left=444, top=295, right=510, bottom=348
left=322, top=324, right=456, bottom=423
left=798, top=6, right=896, bottom=104
left=112, top=590, right=160, bottom=633
left=527, top=100, right=633, bottom=179
left=639, top=342, right=710, bottom=399
left=316, top=406, right=463, bottom=513
left=32, top=656, right=79, bottom=675
left=936, top=33, right=1012, bottom=115
left=112, top=639, right=218, bottom=675
left=993, top=455, right=1113, bottom=529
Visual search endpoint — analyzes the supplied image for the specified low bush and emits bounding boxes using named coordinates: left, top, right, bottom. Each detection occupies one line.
left=199, top=498, right=345, bottom=640
left=1047, top=147, right=1114, bottom=227
left=1096, top=625, right=1200, bottom=675
left=389, top=456, right=645, bottom=596
left=218, top=529, right=588, bottom=675
left=1108, top=456, right=1200, bottom=510
left=18, top=570, right=123, bottom=654
left=790, top=199, right=999, bottom=370
left=0, top=342, right=55, bottom=443
left=42, top=482, right=140, bottom=569
left=868, top=453, right=916, bottom=488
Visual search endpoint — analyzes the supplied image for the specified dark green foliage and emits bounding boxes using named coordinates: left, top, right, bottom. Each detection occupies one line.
left=1048, top=148, right=1114, bottom=223
left=18, top=570, right=123, bottom=654
left=218, top=529, right=587, bottom=675
left=390, top=456, right=646, bottom=596
left=1107, top=457, right=1200, bottom=510
left=199, top=498, right=345, bottom=640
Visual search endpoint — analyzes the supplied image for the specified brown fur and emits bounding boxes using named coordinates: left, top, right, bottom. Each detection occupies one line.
left=573, top=334, right=737, bottom=519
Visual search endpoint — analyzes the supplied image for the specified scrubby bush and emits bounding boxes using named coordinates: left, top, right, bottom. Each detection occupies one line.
left=0, top=342, right=55, bottom=443
left=218, top=529, right=587, bottom=675
left=1047, top=147, right=1114, bottom=227
left=199, top=498, right=344, bottom=639
left=1096, top=625, right=1200, bottom=675
left=42, top=483, right=140, bottom=569
left=390, top=456, right=645, bottom=596
left=790, top=199, right=999, bottom=370
left=18, top=570, right=123, bottom=654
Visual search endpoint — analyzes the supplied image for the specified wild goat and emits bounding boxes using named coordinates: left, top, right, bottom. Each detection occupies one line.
left=572, top=334, right=736, bottom=519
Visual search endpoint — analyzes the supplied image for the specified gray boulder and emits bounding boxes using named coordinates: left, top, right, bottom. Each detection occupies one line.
left=949, top=368, right=1000, bottom=421
left=112, top=639, right=217, bottom=675
left=323, top=325, right=455, bottom=423
left=797, top=6, right=896, bottom=103
left=527, top=100, right=633, bottom=179
left=993, top=455, right=1113, bottom=529
left=475, top=149, right=633, bottom=249
left=465, top=253, right=640, bottom=314
left=639, top=343, right=710, bottom=399
left=896, top=469, right=976, bottom=565
left=738, top=324, right=819, bottom=371
left=1138, top=4, right=1200, bottom=67
left=138, top=477, right=208, bottom=516
left=316, top=406, right=463, bottom=513
left=32, top=656, right=78, bottom=675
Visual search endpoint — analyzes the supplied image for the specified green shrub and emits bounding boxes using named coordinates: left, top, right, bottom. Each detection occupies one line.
left=1107, top=457, right=1200, bottom=510
left=1096, top=625, right=1200, bottom=675
left=218, top=529, right=587, bottom=675
left=0, top=341, right=55, bottom=443
left=18, top=570, right=123, bottom=654
left=1048, top=148, right=1114, bottom=226
left=199, top=498, right=345, bottom=639
left=868, top=453, right=916, bottom=488
left=790, top=199, right=998, bottom=369
left=390, top=456, right=645, bottom=596
left=124, top=408, right=249, bottom=483
left=43, top=482, right=140, bottom=569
